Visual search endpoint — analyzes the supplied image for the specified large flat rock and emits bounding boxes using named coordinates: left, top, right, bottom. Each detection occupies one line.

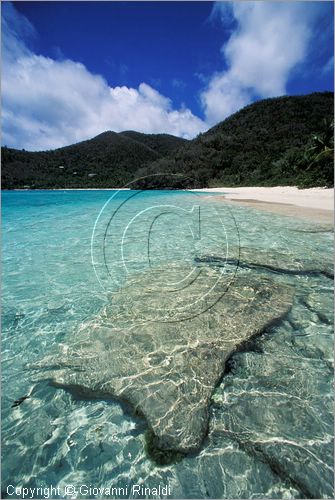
left=31, top=265, right=295, bottom=454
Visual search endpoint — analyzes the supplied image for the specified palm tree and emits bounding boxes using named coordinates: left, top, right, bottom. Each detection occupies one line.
left=308, top=118, right=334, bottom=162
left=302, top=119, right=334, bottom=172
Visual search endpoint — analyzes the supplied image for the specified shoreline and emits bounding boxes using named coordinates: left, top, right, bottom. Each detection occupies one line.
left=191, top=186, right=334, bottom=224
left=10, top=188, right=131, bottom=191
left=6, top=185, right=334, bottom=224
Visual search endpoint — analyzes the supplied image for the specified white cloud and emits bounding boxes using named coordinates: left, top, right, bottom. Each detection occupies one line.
left=323, top=56, right=334, bottom=75
left=1, top=2, right=35, bottom=62
left=2, top=3, right=206, bottom=151
left=202, top=1, right=323, bottom=125
left=201, top=72, right=251, bottom=126
left=1, top=2, right=331, bottom=150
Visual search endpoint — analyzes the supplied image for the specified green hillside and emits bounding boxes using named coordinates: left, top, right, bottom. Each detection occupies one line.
left=1, top=131, right=187, bottom=189
left=1, top=92, right=333, bottom=189
left=134, top=92, right=334, bottom=189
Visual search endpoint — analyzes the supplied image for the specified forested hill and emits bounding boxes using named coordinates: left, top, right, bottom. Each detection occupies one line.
left=1, top=131, right=187, bottom=189
left=133, top=92, right=334, bottom=189
left=2, top=92, right=334, bottom=189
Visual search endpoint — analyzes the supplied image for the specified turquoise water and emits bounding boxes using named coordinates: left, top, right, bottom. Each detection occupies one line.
left=2, top=190, right=334, bottom=499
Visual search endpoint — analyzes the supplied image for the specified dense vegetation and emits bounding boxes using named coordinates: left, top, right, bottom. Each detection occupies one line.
left=1, top=92, right=333, bottom=189
left=1, top=131, right=187, bottom=189
left=133, top=92, right=334, bottom=189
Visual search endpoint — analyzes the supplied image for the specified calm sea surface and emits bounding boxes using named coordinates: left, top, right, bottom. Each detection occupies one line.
left=2, top=190, right=334, bottom=499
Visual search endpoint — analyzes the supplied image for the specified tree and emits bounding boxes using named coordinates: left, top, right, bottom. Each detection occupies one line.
left=307, top=118, right=334, bottom=163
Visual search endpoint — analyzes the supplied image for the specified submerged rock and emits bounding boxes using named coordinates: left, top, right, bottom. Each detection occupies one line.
left=30, top=264, right=295, bottom=455
left=210, top=329, right=334, bottom=499
left=195, top=246, right=334, bottom=279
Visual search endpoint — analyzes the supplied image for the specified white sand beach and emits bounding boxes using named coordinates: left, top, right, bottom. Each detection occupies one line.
left=192, top=186, right=334, bottom=224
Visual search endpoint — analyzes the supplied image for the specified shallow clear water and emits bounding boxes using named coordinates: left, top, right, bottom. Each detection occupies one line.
left=2, top=190, right=334, bottom=499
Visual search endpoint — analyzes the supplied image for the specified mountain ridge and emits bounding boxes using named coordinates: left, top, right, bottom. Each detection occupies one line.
left=1, top=130, right=187, bottom=189
left=133, top=91, right=334, bottom=189
left=2, top=92, right=333, bottom=189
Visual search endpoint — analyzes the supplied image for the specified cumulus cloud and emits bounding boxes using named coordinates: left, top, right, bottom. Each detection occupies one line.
left=1, top=2, right=331, bottom=150
left=202, top=1, right=325, bottom=125
left=2, top=3, right=206, bottom=150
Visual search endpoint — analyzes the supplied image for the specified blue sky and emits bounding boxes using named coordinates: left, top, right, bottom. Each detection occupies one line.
left=2, top=1, right=334, bottom=151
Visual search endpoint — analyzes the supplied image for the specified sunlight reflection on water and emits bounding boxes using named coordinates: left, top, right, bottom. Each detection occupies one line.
left=2, top=190, right=333, bottom=499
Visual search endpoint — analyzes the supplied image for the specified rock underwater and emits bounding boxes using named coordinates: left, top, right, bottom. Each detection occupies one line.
left=195, top=246, right=334, bottom=279
left=30, top=264, right=295, bottom=456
